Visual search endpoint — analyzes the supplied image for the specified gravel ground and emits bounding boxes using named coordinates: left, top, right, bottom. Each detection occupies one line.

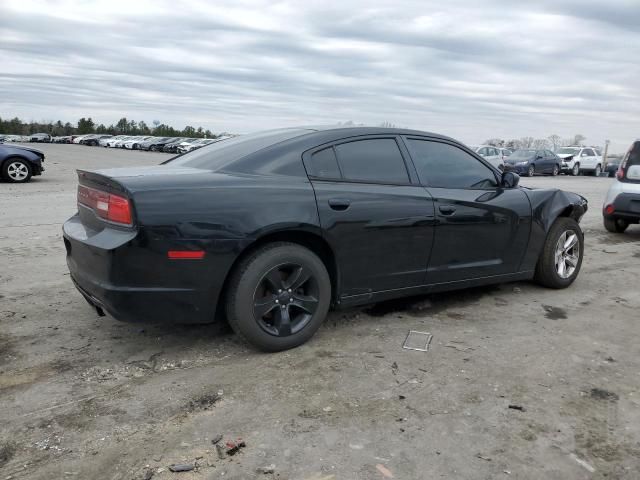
left=1, top=144, right=639, bottom=480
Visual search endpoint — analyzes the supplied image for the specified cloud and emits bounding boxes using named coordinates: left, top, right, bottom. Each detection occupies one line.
left=0, top=0, right=638, bottom=151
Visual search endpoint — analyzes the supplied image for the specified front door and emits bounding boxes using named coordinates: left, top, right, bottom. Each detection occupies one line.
left=402, top=137, right=531, bottom=284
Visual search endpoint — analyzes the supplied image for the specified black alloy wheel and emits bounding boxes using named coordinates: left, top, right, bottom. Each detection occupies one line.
left=226, top=242, right=331, bottom=351
left=253, top=263, right=319, bottom=337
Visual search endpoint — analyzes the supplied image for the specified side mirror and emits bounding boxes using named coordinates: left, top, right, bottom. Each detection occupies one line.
left=502, top=171, right=520, bottom=188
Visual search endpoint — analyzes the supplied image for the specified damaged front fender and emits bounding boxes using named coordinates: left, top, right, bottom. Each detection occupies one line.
left=519, top=188, right=588, bottom=272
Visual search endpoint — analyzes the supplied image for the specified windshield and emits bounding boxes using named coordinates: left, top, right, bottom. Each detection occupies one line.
left=557, top=147, right=580, bottom=155
left=510, top=149, right=536, bottom=159
left=167, top=128, right=313, bottom=170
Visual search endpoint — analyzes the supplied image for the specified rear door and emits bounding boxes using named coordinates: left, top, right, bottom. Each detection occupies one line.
left=304, top=136, right=435, bottom=297
left=402, top=137, right=531, bottom=284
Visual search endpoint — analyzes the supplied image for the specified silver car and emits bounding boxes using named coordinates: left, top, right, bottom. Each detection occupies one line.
left=603, top=140, right=640, bottom=233
left=472, top=145, right=510, bottom=170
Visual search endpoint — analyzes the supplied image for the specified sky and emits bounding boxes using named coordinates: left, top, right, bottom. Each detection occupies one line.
left=1, top=0, right=639, bottom=152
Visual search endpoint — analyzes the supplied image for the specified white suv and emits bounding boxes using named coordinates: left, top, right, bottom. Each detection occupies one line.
left=472, top=145, right=510, bottom=170
left=603, top=140, right=640, bottom=233
left=556, top=146, right=603, bottom=176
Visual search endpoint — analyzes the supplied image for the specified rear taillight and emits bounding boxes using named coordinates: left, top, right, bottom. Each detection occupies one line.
left=78, top=185, right=133, bottom=225
left=604, top=204, right=615, bottom=215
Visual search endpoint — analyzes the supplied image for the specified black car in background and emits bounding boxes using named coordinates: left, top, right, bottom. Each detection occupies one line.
left=64, top=127, right=587, bottom=351
left=0, top=144, right=45, bottom=182
left=504, top=149, right=561, bottom=176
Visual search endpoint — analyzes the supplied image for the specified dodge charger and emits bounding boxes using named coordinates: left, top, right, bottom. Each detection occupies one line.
left=63, top=126, right=588, bottom=351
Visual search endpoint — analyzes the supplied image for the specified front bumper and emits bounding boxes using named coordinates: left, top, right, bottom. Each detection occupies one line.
left=63, top=215, right=215, bottom=324
left=504, top=164, right=529, bottom=174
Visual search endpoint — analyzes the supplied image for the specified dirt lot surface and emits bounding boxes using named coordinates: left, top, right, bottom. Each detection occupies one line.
left=1, top=144, right=639, bottom=480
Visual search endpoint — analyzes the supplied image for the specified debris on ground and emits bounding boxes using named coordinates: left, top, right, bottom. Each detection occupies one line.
left=225, top=439, right=246, bottom=456
left=376, top=463, right=394, bottom=478
left=402, top=330, right=433, bottom=352
left=590, top=388, right=619, bottom=401
left=475, top=453, right=492, bottom=461
left=211, top=434, right=223, bottom=445
left=215, top=443, right=226, bottom=460
left=508, top=404, right=526, bottom=412
left=398, top=395, right=406, bottom=400
left=141, top=468, right=154, bottom=480
left=570, top=453, right=596, bottom=473
left=391, top=362, right=398, bottom=375
left=168, top=464, right=195, bottom=472
left=257, top=464, right=276, bottom=474
left=186, top=392, right=221, bottom=412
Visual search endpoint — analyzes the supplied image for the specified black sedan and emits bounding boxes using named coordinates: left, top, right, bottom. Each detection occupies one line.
left=63, top=127, right=587, bottom=351
left=0, top=144, right=45, bottom=182
left=504, top=149, right=562, bottom=177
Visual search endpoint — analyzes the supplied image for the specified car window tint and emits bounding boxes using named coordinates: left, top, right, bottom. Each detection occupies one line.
left=406, top=139, right=498, bottom=189
left=166, top=128, right=313, bottom=170
left=334, top=139, right=409, bottom=184
left=308, top=147, right=341, bottom=178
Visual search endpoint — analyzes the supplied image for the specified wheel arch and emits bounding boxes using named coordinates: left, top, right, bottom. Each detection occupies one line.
left=0, top=154, right=34, bottom=172
left=214, top=228, right=340, bottom=322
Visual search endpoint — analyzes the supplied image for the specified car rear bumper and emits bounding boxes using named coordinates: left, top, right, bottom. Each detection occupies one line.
left=63, top=215, right=216, bottom=324
left=604, top=192, right=640, bottom=222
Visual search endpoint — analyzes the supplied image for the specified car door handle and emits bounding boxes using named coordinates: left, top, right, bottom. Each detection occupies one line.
left=328, top=198, right=351, bottom=211
left=438, top=205, right=457, bottom=215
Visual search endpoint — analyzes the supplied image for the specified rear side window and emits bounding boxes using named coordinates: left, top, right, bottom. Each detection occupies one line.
left=584, top=149, right=595, bottom=156
left=334, top=139, right=409, bottom=184
left=406, top=139, right=498, bottom=189
left=308, top=147, right=341, bottom=178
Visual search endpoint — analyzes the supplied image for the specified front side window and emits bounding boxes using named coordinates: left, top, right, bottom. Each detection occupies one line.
left=334, top=138, right=409, bottom=184
left=406, top=139, right=498, bottom=189
left=584, top=149, right=595, bottom=157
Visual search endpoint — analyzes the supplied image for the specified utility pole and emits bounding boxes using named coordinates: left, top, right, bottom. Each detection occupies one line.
left=601, top=139, right=610, bottom=176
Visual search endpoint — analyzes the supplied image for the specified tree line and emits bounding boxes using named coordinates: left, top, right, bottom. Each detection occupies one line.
left=0, top=116, right=226, bottom=139
left=483, top=134, right=589, bottom=151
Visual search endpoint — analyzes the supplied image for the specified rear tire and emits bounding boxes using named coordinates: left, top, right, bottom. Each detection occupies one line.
left=593, top=164, right=601, bottom=176
left=225, top=242, right=331, bottom=352
left=534, top=217, right=583, bottom=289
left=552, top=164, right=559, bottom=176
left=604, top=217, right=628, bottom=233
left=527, top=165, right=535, bottom=177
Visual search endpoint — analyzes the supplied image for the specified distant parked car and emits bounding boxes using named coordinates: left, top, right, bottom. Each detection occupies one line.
left=556, top=146, right=603, bottom=176
left=30, top=133, right=51, bottom=143
left=472, top=146, right=511, bottom=170
left=504, top=149, right=561, bottom=176
left=604, top=156, right=622, bottom=177
left=0, top=144, right=45, bottom=182
left=99, top=135, right=126, bottom=147
left=163, top=138, right=198, bottom=153
left=81, top=134, right=112, bottom=146
left=52, top=136, right=72, bottom=143
left=123, top=136, right=154, bottom=150
left=138, top=137, right=181, bottom=151
left=104, top=136, right=131, bottom=148
left=603, top=140, right=640, bottom=233
left=177, top=138, right=218, bottom=154
left=73, top=135, right=92, bottom=144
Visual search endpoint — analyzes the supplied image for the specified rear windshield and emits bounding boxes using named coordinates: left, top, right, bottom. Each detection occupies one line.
left=166, top=128, right=313, bottom=170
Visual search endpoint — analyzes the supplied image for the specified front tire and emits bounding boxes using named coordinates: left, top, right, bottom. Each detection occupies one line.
left=604, top=217, right=628, bottom=233
left=534, top=217, right=583, bottom=289
left=527, top=165, right=535, bottom=177
left=571, top=163, right=580, bottom=176
left=225, top=242, right=331, bottom=352
left=2, top=158, right=32, bottom=183
left=552, top=164, right=559, bottom=176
